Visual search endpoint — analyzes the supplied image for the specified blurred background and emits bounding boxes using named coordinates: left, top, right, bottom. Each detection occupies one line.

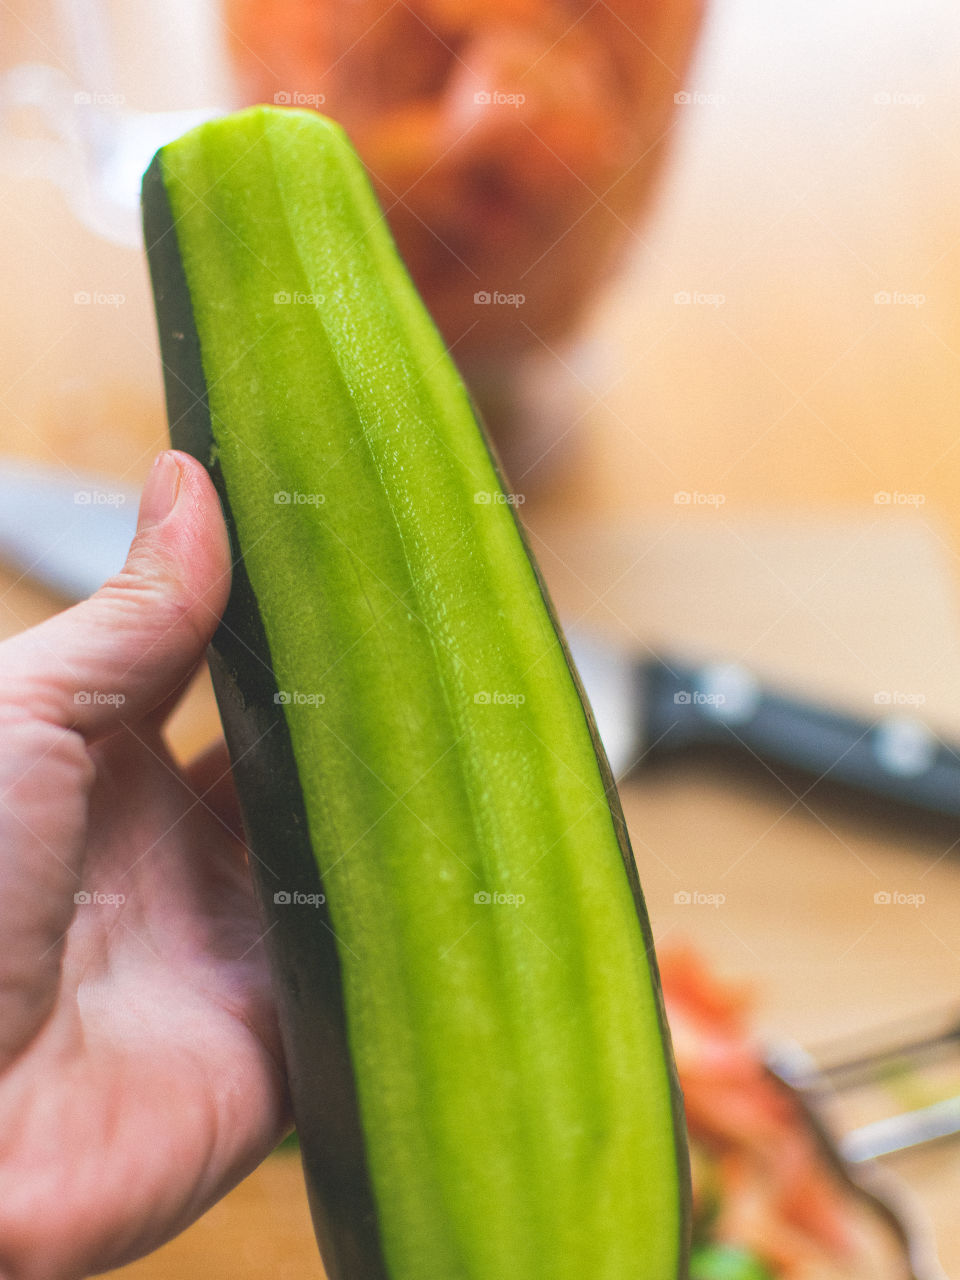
left=3, top=0, right=960, bottom=1276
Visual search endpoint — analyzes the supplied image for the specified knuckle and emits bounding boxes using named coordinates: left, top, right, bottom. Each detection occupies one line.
left=0, top=714, right=94, bottom=797
left=98, top=552, right=207, bottom=651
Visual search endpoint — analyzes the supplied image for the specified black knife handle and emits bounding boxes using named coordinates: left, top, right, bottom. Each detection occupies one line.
left=642, top=660, right=960, bottom=820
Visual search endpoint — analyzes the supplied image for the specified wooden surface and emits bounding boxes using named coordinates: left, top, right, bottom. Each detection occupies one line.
left=2, top=0, right=960, bottom=1276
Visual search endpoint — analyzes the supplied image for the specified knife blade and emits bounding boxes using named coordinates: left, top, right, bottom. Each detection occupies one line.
left=0, top=459, right=138, bottom=599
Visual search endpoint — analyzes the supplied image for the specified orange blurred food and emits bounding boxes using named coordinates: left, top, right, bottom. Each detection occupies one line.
left=225, top=0, right=704, bottom=365
left=661, top=948, right=912, bottom=1278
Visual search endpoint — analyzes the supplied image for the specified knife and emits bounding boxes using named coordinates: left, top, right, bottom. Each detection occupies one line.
left=3, top=459, right=960, bottom=820
left=0, top=459, right=138, bottom=598
left=571, top=632, right=960, bottom=816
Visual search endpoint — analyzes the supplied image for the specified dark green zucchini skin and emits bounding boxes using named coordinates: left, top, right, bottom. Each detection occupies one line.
left=142, top=106, right=690, bottom=1280
left=142, top=158, right=388, bottom=1280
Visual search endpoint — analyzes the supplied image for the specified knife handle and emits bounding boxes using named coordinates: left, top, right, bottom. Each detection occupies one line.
left=642, top=660, right=960, bottom=819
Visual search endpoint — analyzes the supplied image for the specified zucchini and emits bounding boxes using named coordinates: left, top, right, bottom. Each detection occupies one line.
left=142, top=105, right=689, bottom=1280
left=690, top=1245, right=776, bottom=1280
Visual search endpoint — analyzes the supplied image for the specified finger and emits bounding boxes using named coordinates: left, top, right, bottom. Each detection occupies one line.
left=0, top=452, right=232, bottom=742
left=0, top=715, right=94, bottom=1068
left=184, top=739, right=246, bottom=843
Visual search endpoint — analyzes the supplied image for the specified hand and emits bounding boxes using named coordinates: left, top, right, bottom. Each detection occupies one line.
left=0, top=452, right=288, bottom=1280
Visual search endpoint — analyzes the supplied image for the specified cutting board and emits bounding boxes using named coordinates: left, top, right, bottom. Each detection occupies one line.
left=526, top=510, right=960, bottom=736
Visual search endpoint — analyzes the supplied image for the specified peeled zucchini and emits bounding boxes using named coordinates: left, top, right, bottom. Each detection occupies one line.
left=142, top=105, right=689, bottom=1280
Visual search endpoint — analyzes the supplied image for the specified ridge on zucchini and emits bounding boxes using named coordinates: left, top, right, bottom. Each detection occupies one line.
left=142, top=105, right=689, bottom=1280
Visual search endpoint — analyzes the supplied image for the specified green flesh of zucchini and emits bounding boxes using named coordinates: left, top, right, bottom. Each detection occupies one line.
left=142, top=105, right=689, bottom=1280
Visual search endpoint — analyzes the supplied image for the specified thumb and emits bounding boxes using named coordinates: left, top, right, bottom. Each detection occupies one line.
left=0, top=450, right=232, bottom=740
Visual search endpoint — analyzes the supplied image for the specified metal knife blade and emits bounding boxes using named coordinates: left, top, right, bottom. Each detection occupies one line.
left=0, top=459, right=138, bottom=599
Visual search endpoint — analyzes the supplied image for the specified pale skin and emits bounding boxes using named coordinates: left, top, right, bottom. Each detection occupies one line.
left=0, top=451, right=288, bottom=1280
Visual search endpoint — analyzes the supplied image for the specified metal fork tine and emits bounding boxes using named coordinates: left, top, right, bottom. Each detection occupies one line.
left=817, top=1020, right=960, bottom=1090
